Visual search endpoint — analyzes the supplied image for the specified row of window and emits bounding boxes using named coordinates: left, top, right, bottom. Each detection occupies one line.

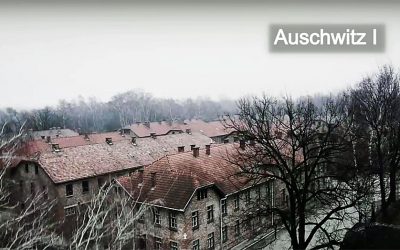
left=154, top=232, right=215, bottom=250
left=191, top=204, right=214, bottom=229
left=20, top=181, right=48, bottom=200
left=65, top=178, right=104, bottom=197
left=151, top=184, right=271, bottom=231
left=24, top=163, right=39, bottom=175
left=151, top=209, right=178, bottom=230
left=230, top=183, right=273, bottom=211
left=151, top=204, right=216, bottom=231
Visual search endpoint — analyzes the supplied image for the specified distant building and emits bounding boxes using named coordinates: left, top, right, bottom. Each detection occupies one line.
left=117, top=143, right=278, bottom=250
left=30, top=128, right=78, bottom=140
left=121, top=121, right=184, bottom=138
left=183, top=119, right=238, bottom=144
left=122, top=119, right=238, bottom=143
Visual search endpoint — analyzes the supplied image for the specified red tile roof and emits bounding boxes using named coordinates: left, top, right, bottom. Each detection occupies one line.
left=18, top=132, right=214, bottom=184
left=30, top=128, right=79, bottom=139
left=184, top=119, right=235, bottom=138
left=123, top=121, right=184, bottom=137
left=124, top=119, right=236, bottom=139
left=117, top=143, right=254, bottom=210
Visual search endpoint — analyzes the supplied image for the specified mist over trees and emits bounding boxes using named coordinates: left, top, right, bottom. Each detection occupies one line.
left=0, top=90, right=237, bottom=134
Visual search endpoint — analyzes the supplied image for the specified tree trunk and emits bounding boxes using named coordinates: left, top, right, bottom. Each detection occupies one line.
left=379, top=170, right=387, bottom=218
left=388, top=166, right=397, bottom=204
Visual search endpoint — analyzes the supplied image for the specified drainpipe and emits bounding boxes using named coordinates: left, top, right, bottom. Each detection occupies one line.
left=271, top=180, right=275, bottom=226
left=220, top=197, right=225, bottom=249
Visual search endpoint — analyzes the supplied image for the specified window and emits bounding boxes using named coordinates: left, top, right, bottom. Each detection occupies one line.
left=245, top=190, right=250, bottom=204
left=116, top=186, right=123, bottom=195
left=245, top=219, right=251, bottom=230
left=235, top=220, right=240, bottom=236
left=98, top=178, right=104, bottom=189
left=43, top=186, right=48, bottom=200
left=192, top=239, right=200, bottom=250
left=234, top=195, right=240, bottom=210
left=169, top=212, right=177, bottom=230
left=233, top=136, right=239, bottom=142
left=65, top=206, right=76, bottom=216
left=207, top=232, right=215, bottom=249
left=154, top=237, right=162, bottom=249
left=197, top=189, right=207, bottom=200
left=30, top=182, right=35, bottom=194
left=138, top=214, right=145, bottom=223
left=256, top=186, right=261, bottom=201
left=154, top=208, right=161, bottom=225
left=207, top=205, right=214, bottom=223
left=35, top=165, right=39, bottom=175
left=170, top=241, right=178, bottom=250
left=66, top=184, right=73, bottom=197
left=221, top=199, right=227, bottom=216
left=266, top=182, right=272, bottom=205
left=223, top=139, right=229, bottom=144
left=24, top=164, right=29, bottom=173
left=82, top=180, right=89, bottom=193
left=222, top=226, right=228, bottom=242
left=192, top=211, right=199, bottom=229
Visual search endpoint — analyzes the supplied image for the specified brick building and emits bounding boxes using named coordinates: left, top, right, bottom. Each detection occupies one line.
left=7, top=132, right=214, bottom=237
left=29, top=128, right=79, bottom=140
left=121, top=119, right=238, bottom=144
left=117, top=142, right=277, bottom=250
left=121, top=121, right=184, bottom=138
left=183, top=119, right=238, bottom=144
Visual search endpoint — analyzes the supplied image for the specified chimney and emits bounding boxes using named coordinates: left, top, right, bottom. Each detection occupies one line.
left=205, top=145, right=211, bottom=155
left=131, top=136, right=137, bottom=145
left=46, top=136, right=51, bottom=143
left=186, top=128, right=192, bottom=134
left=240, top=139, right=246, bottom=150
left=106, top=137, right=113, bottom=145
left=144, top=121, right=150, bottom=128
left=151, top=172, right=157, bottom=188
left=178, top=146, right=185, bottom=153
left=193, top=147, right=200, bottom=157
left=190, top=144, right=196, bottom=150
left=51, top=143, right=60, bottom=152
left=150, top=132, right=156, bottom=139
left=84, top=134, right=90, bottom=141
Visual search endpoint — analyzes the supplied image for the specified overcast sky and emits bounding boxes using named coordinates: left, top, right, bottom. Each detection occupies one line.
left=0, top=1, right=399, bottom=109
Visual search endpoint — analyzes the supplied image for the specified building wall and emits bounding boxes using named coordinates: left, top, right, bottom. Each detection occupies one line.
left=7, top=162, right=138, bottom=238
left=212, top=133, right=239, bottom=144
left=136, top=207, right=184, bottom=249
left=134, top=182, right=278, bottom=250
left=221, top=181, right=275, bottom=249
left=182, top=187, right=222, bottom=250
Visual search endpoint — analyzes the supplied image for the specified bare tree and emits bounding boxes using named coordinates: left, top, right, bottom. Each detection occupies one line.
left=69, top=182, right=150, bottom=250
left=224, top=95, right=371, bottom=250
left=0, top=122, right=62, bottom=249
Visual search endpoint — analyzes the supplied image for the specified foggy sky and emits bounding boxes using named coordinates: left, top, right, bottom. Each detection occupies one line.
left=0, top=1, right=399, bottom=109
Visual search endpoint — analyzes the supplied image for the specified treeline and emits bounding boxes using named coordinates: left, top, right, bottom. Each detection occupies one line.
left=0, top=90, right=237, bottom=134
